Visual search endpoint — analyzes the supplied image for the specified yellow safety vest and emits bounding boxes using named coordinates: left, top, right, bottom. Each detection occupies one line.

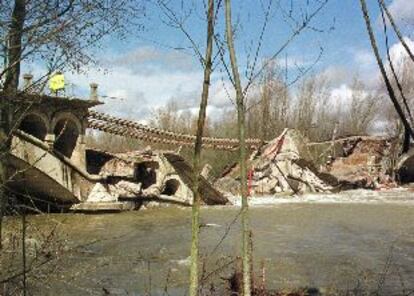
left=49, top=73, right=65, bottom=92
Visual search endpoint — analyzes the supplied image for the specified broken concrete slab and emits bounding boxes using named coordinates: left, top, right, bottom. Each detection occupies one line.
left=163, top=153, right=229, bottom=205
left=72, top=148, right=228, bottom=211
left=215, top=129, right=334, bottom=196
left=71, top=201, right=138, bottom=212
left=326, top=138, right=397, bottom=189
left=201, top=164, right=213, bottom=182
left=214, top=176, right=241, bottom=196
left=87, top=183, right=117, bottom=203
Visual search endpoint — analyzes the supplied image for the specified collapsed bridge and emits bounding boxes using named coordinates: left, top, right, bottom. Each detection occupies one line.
left=2, top=86, right=414, bottom=210
left=2, top=90, right=248, bottom=209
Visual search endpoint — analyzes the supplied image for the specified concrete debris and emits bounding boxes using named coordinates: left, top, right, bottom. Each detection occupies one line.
left=72, top=149, right=228, bottom=211
left=201, top=164, right=213, bottom=182
left=325, top=137, right=398, bottom=189
left=71, top=201, right=137, bottom=212
left=215, top=129, right=334, bottom=196
left=216, top=130, right=405, bottom=196
left=215, top=176, right=241, bottom=196
left=113, top=180, right=143, bottom=198
left=163, top=153, right=229, bottom=205
left=87, top=183, right=116, bottom=203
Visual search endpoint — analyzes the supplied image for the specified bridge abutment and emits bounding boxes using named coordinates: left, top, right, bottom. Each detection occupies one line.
left=1, top=87, right=102, bottom=205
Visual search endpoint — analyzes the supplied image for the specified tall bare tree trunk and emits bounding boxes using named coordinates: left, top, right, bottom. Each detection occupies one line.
left=188, top=1, right=214, bottom=295
left=4, top=0, right=26, bottom=92
left=0, top=161, right=5, bottom=249
left=378, top=2, right=413, bottom=153
left=261, top=78, right=271, bottom=141
left=225, top=1, right=251, bottom=295
left=1, top=0, right=26, bottom=250
left=359, top=0, right=414, bottom=143
left=22, top=210, right=27, bottom=296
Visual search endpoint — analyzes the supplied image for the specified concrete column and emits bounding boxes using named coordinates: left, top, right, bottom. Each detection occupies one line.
left=23, top=74, right=33, bottom=91
left=89, top=83, right=98, bottom=101
left=68, top=132, right=86, bottom=169
left=45, top=133, right=55, bottom=148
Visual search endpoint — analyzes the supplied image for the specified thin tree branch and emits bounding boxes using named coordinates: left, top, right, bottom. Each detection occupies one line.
left=242, top=0, right=328, bottom=96
left=379, top=0, right=414, bottom=64
left=379, top=2, right=414, bottom=125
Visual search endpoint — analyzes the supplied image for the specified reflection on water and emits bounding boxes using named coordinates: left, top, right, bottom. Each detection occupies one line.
left=3, top=190, right=414, bottom=295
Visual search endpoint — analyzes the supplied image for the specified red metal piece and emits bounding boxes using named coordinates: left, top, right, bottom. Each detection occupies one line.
left=263, top=128, right=288, bottom=159
left=248, top=167, right=254, bottom=196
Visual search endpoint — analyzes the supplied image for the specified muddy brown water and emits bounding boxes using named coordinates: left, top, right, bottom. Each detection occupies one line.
left=3, top=190, right=414, bottom=295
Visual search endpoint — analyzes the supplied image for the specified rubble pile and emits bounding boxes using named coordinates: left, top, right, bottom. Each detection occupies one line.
left=73, top=131, right=412, bottom=211
left=326, top=137, right=397, bottom=189
left=215, top=129, right=334, bottom=196
left=72, top=148, right=227, bottom=211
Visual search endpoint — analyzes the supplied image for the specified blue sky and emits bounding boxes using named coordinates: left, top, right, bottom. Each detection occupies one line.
left=25, top=0, right=414, bottom=122
left=113, top=0, right=408, bottom=69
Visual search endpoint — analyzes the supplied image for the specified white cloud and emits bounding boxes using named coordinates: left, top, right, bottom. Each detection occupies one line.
left=331, top=84, right=352, bottom=101
left=105, top=46, right=197, bottom=74
left=347, top=48, right=379, bottom=89
left=328, top=83, right=375, bottom=110
left=68, top=67, right=201, bottom=119
left=320, top=66, right=352, bottom=87
left=388, top=36, right=414, bottom=70
left=353, top=49, right=376, bottom=68
left=52, top=46, right=237, bottom=122
left=330, top=84, right=353, bottom=109
left=388, top=0, right=414, bottom=23
left=275, top=56, right=310, bottom=69
left=348, top=36, right=414, bottom=90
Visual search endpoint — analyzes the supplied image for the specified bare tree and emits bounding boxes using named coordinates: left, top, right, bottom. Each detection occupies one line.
left=152, top=1, right=219, bottom=294
left=289, top=74, right=335, bottom=141
left=150, top=100, right=198, bottom=135
left=0, top=0, right=26, bottom=249
left=85, top=131, right=143, bottom=153
left=224, top=1, right=251, bottom=294
left=2, top=0, right=25, bottom=92
left=246, top=61, right=289, bottom=141
left=344, top=78, right=379, bottom=136
left=221, top=1, right=328, bottom=294
left=188, top=0, right=215, bottom=295
left=295, top=74, right=320, bottom=137
left=359, top=0, right=414, bottom=148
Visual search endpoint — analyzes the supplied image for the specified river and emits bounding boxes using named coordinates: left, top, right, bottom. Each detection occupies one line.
left=2, top=189, right=414, bottom=295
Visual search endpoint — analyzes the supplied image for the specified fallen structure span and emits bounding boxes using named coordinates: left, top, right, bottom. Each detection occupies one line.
left=88, top=110, right=264, bottom=151
left=73, top=148, right=228, bottom=211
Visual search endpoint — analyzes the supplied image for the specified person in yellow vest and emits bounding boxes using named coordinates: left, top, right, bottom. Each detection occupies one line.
left=49, top=71, right=65, bottom=96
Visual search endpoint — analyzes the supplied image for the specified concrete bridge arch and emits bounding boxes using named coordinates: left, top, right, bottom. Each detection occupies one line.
left=2, top=86, right=102, bottom=206
left=18, top=111, right=50, bottom=141
left=51, top=112, right=85, bottom=164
